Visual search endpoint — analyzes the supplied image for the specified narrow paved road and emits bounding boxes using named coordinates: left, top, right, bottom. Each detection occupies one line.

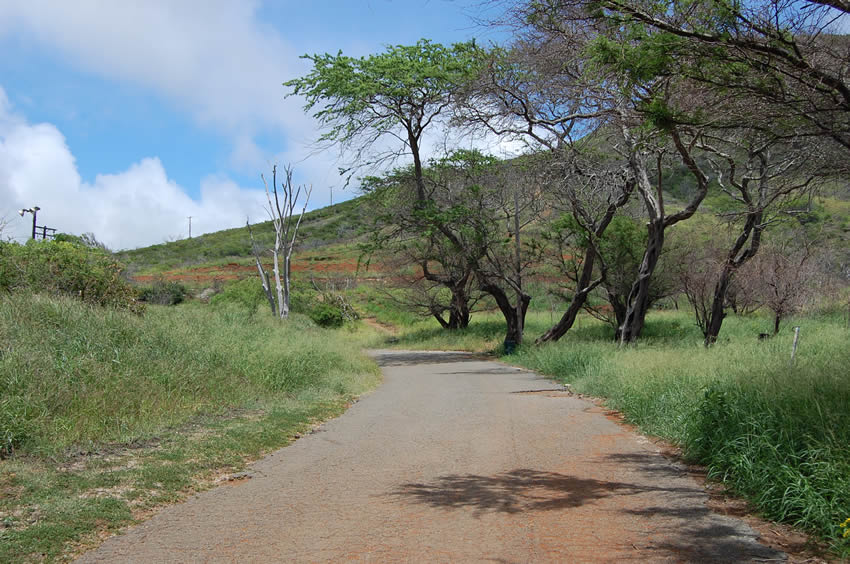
left=79, top=350, right=784, bottom=563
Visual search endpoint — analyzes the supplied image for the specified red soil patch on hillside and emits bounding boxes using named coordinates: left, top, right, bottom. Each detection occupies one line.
left=133, top=259, right=388, bottom=285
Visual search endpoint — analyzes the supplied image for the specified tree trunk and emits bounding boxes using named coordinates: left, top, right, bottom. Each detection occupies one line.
left=432, top=310, right=450, bottom=329
left=619, top=220, right=664, bottom=344
left=704, top=265, right=733, bottom=346
left=408, top=133, right=426, bottom=203
left=273, top=231, right=284, bottom=319
left=537, top=246, right=598, bottom=343
left=536, top=178, right=633, bottom=344
left=608, top=292, right=628, bottom=341
left=282, top=257, right=291, bottom=319
left=704, top=213, right=762, bottom=346
left=481, top=281, right=530, bottom=345
left=259, top=265, right=276, bottom=315
left=432, top=289, right=471, bottom=330
left=449, top=286, right=471, bottom=329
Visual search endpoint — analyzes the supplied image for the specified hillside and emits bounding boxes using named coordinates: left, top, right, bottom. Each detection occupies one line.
left=117, top=196, right=371, bottom=281
left=117, top=178, right=850, bottom=296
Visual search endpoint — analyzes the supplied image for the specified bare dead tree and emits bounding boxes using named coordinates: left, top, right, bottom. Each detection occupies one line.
left=258, top=164, right=312, bottom=320
left=743, top=234, right=820, bottom=334
left=246, top=219, right=276, bottom=316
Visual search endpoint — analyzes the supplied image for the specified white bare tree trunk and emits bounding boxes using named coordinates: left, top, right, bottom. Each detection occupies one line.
left=261, top=165, right=311, bottom=320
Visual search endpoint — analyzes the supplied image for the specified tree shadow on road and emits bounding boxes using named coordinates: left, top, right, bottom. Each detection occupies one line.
left=393, top=468, right=786, bottom=561
left=392, top=468, right=696, bottom=517
left=369, top=350, right=491, bottom=366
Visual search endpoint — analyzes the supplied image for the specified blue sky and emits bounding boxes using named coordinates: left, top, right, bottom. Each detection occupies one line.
left=0, top=0, right=506, bottom=249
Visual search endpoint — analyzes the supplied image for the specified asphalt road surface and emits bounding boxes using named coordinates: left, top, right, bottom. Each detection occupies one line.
left=78, top=350, right=785, bottom=563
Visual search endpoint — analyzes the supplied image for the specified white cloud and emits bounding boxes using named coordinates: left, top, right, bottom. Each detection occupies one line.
left=0, top=86, right=267, bottom=250
left=0, top=0, right=300, bottom=135
left=0, top=0, right=364, bottom=210
left=0, top=0, right=330, bottom=189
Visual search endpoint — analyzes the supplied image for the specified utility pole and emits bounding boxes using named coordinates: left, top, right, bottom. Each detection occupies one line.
left=18, top=206, right=40, bottom=240
left=188, top=216, right=192, bottom=238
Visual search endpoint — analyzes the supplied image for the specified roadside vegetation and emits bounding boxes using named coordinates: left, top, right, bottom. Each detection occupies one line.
left=0, top=240, right=379, bottom=561
left=512, top=310, right=850, bottom=557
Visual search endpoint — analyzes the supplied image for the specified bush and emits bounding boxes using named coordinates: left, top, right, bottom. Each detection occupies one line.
left=308, top=292, right=359, bottom=327
left=0, top=240, right=141, bottom=313
left=309, top=301, right=345, bottom=327
left=138, top=279, right=187, bottom=305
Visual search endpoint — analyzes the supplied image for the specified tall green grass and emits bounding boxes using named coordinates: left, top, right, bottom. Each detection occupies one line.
left=0, top=293, right=380, bottom=455
left=513, top=310, right=850, bottom=554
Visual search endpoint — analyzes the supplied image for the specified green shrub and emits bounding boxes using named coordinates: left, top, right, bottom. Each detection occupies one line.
left=308, top=293, right=359, bottom=327
left=309, top=301, right=345, bottom=327
left=138, top=279, right=187, bottom=305
left=0, top=240, right=141, bottom=313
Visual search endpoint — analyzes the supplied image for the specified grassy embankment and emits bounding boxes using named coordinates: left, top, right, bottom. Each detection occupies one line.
left=0, top=294, right=380, bottom=562
left=363, top=298, right=850, bottom=557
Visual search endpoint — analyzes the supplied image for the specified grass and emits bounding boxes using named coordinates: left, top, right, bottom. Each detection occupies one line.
left=0, top=293, right=381, bottom=561
left=4, top=261, right=848, bottom=558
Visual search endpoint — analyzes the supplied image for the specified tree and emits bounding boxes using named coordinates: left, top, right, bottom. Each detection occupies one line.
left=536, top=151, right=636, bottom=342
left=285, top=39, right=481, bottom=200
left=743, top=234, right=820, bottom=335
left=468, top=4, right=721, bottom=343
left=462, top=154, right=544, bottom=345
left=591, top=212, right=679, bottom=336
left=457, top=36, right=638, bottom=343
left=249, top=165, right=311, bottom=320
left=692, top=133, right=826, bottom=344
left=365, top=149, right=543, bottom=344
left=510, top=0, right=847, bottom=343
left=287, top=40, right=484, bottom=328
left=361, top=166, right=480, bottom=330
left=593, top=0, right=850, bottom=154
left=421, top=149, right=543, bottom=345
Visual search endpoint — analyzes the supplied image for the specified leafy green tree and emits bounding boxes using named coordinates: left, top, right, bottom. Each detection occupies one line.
left=287, top=40, right=484, bottom=329
left=365, top=149, right=543, bottom=343
left=361, top=166, right=480, bottom=329
left=285, top=39, right=482, bottom=200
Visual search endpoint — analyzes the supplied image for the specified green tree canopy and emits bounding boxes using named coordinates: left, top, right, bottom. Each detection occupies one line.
left=285, top=39, right=482, bottom=198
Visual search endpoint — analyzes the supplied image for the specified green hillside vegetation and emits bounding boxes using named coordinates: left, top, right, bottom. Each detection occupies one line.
left=116, top=197, right=367, bottom=276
